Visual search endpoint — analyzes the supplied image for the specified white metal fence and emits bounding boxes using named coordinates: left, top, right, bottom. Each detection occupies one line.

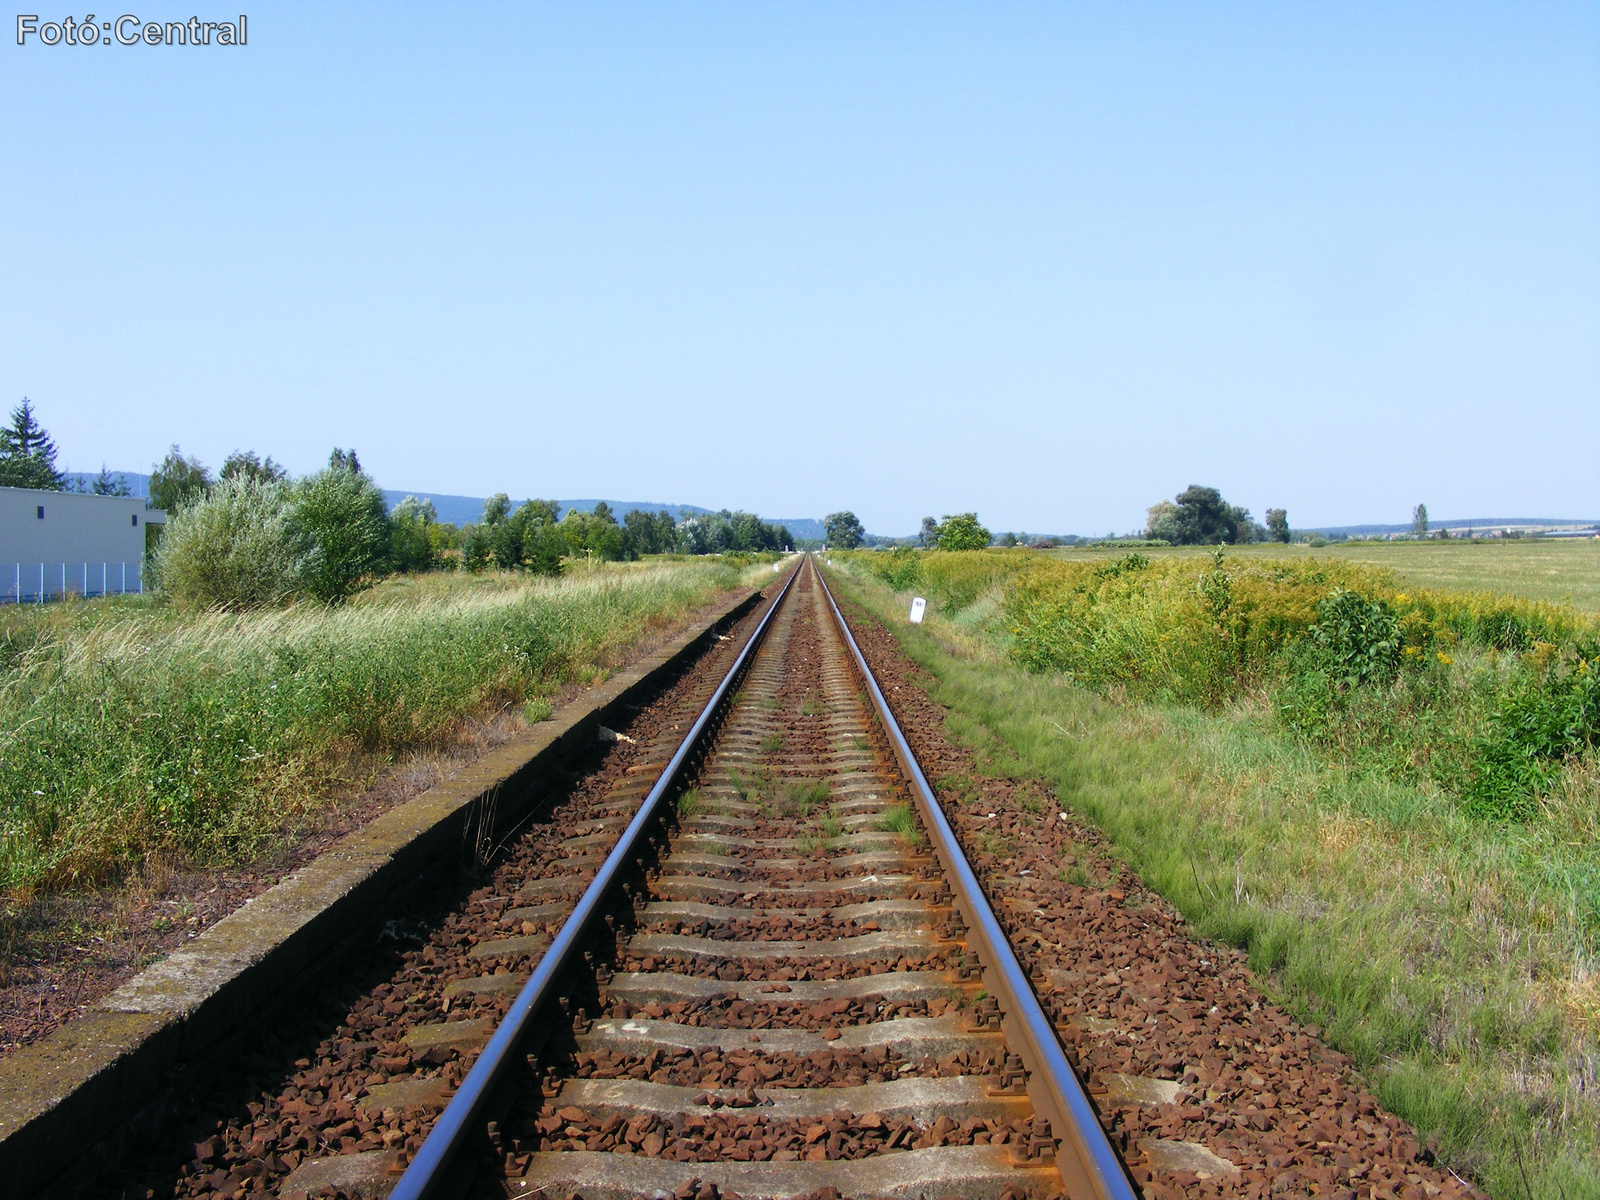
left=5, top=562, right=146, bottom=603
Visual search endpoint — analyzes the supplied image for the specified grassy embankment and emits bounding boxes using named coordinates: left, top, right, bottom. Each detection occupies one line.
left=0, top=557, right=774, bottom=897
left=826, top=546, right=1598, bottom=1200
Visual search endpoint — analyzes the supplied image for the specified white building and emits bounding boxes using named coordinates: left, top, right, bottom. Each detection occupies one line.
left=1, top=486, right=166, bottom=601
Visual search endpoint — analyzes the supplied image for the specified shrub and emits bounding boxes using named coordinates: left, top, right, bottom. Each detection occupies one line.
left=1005, top=555, right=1381, bottom=702
left=1464, top=659, right=1600, bottom=819
left=873, top=547, right=925, bottom=592
left=294, top=467, right=391, bottom=603
left=1305, top=589, right=1402, bottom=689
left=153, top=476, right=305, bottom=609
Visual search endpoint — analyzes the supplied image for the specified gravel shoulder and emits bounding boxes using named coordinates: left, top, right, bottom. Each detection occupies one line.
left=827, top=574, right=1485, bottom=1200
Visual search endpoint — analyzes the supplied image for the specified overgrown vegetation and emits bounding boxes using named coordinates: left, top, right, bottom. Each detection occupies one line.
left=0, top=560, right=752, bottom=894
left=826, top=551, right=1600, bottom=1198
left=154, top=450, right=394, bottom=607
left=839, top=546, right=1034, bottom=612
left=1000, top=552, right=1599, bottom=822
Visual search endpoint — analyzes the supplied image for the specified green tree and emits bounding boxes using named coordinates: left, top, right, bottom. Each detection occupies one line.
left=1148, top=485, right=1249, bottom=545
left=148, top=446, right=214, bottom=512
left=1412, top=503, right=1429, bottom=537
left=523, top=522, right=566, bottom=575
left=293, top=462, right=391, bottom=603
left=0, top=397, right=65, bottom=490
left=935, top=512, right=992, bottom=551
left=824, top=511, right=865, bottom=549
left=465, top=493, right=527, bottom=569
left=90, top=465, right=132, bottom=497
left=625, top=508, right=677, bottom=555
left=389, top=495, right=439, bottom=573
left=676, top=513, right=725, bottom=555
left=1145, top=500, right=1180, bottom=543
left=560, top=503, right=631, bottom=561
left=511, top=499, right=565, bottom=573
left=999, top=532, right=1019, bottom=547
left=1266, top=508, right=1290, bottom=543
left=328, top=447, right=364, bottom=474
left=919, top=516, right=939, bottom=549
left=482, top=493, right=512, bottom=525
left=220, top=450, right=289, bottom=485
left=462, top=524, right=493, bottom=572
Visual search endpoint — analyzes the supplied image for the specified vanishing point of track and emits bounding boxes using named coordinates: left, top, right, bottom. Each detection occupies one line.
left=391, top=557, right=1135, bottom=1200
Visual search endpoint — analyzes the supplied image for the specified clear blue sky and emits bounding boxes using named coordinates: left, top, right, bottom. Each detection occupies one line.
left=3, top=3, right=1595, bottom=534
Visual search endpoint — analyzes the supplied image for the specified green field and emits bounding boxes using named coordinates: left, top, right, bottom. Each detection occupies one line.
left=0, top=558, right=771, bottom=896
left=1043, top=538, right=1600, bottom=612
left=828, top=548, right=1600, bottom=1199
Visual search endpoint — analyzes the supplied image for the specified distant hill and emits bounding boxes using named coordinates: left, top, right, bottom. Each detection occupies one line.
left=380, top=492, right=825, bottom=537
left=772, top=518, right=825, bottom=541
left=381, top=492, right=716, bottom=527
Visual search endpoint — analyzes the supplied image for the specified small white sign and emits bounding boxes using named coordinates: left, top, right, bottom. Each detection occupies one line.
left=909, top=596, right=927, bottom=623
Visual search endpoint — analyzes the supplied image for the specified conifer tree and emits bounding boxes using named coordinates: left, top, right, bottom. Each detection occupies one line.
left=0, top=397, right=65, bottom=490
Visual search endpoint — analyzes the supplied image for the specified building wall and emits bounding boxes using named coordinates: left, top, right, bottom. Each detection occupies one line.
left=1, top=486, right=164, bottom=596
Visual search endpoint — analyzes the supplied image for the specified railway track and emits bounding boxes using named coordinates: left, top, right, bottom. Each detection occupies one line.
left=85, top=554, right=1486, bottom=1200
left=380, top=557, right=1134, bottom=1200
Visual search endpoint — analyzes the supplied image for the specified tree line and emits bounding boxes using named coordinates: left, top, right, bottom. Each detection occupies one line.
left=822, top=510, right=995, bottom=551
left=1, top=398, right=794, bottom=608
left=152, top=443, right=793, bottom=608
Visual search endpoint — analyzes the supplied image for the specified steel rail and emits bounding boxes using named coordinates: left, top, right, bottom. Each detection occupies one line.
left=816, top=561, right=1138, bottom=1200
left=390, top=560, right=803, bottom=1200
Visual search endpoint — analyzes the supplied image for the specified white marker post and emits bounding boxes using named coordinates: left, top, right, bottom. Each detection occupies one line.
left=909, top=596, right=927, bottom=624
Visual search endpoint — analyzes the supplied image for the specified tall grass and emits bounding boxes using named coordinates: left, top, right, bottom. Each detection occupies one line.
left=835, top=547, right=1035, bottom=612
left=0, top=561, right=746, bottom=892
left=826, top=558, right=1600, bottom=1199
